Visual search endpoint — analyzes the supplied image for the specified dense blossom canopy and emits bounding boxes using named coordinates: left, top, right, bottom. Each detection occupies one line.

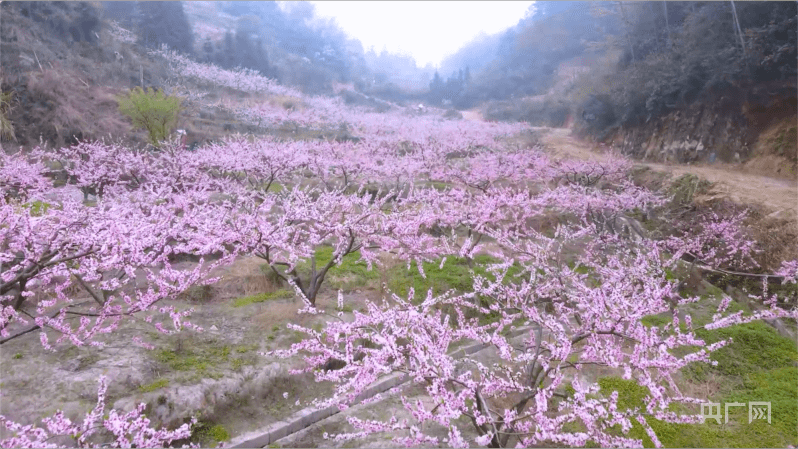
left=2, top=50, right=796, bottom=448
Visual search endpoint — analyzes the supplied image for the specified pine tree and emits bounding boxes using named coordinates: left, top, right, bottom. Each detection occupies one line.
left=202, top=39, right=214, bottom=63
left=429, top=71, right=445, bottom=104
left=218, top=31, right=236, bottom=68
left=135, top=1, right=193, bottom=54
left=235, top=30, right=253, bottom=68
left=254, top=39, right=271, bottom=76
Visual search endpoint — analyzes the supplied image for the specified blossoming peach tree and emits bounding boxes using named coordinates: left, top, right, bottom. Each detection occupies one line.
left=0, top=145, right=242, bottom=447
left=2, top=54, right=797, bottom=448
left=0, top=376, right=195, bottom=448
left=268, top=169, right=798, bottom=448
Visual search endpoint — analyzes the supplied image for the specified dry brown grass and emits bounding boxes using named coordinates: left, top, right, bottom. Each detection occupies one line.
left=745, top=115, right=798, bottom=180
left=331, top=82, right=355, bottom=95
left=745, top=205, right=798, bottom=272
left=209, top=256, right=281, bottom=300
left=205, top=90, right=306, bottom=113
left=0, top=1, right=175, bottom=149
left=24, top=68, right=133, bottom=147
left=674, top=369, right=743, bottom=403
left=268, top=94, right=306, bottom=112
left=251, top=302, right=307, bottom=332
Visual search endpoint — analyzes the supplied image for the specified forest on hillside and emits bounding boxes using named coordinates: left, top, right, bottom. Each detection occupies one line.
left=430, top=1, right=796, bottom=174
left=2, top=1, right=795, bottom=171
left=0, top=1, right=431, bottom=148
left=437, top=2, right=796, bottom=137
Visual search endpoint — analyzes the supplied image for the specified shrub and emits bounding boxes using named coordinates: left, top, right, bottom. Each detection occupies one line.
left=116, top=86, right=182, bottom=147
left=0, top=91, right=15, bottom=142
left=195, top=423, right=230, bottom=446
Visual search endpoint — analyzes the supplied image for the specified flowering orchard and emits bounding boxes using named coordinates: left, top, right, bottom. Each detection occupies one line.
left=2, top=56, right=797, bottom=448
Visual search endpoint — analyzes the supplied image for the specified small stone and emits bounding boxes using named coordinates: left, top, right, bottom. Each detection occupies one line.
left=210, top=325, right=218, bottom=331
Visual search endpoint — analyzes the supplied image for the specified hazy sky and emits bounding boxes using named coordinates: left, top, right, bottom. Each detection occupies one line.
left=309, top=1, right=535, bottom=68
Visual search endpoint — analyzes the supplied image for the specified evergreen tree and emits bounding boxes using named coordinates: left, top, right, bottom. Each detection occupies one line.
left=254, top=39, right=271, bottom=76
left=429, top=71, right=445, bottom=104
left=101, top=1, right=136, bottom=27
left=234, top=29, right=253, bottom=68
left=218, top=31, right=236, bottom=68
left=202, top=39, right=214, bottom=63
left=135, top=1, right=193, bottom=54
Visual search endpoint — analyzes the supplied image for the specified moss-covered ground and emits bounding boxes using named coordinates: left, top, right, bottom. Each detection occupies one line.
left=601, top=277, right=798, bottom=448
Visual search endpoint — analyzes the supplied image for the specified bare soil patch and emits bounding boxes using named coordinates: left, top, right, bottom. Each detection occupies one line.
left=540, top=127, right=798, bottom=221
left=0, top=254, right=376, bottom=445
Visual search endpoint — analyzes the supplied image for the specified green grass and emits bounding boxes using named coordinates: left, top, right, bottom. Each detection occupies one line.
left=232, top=289, right=294, bottom=307
left=381, top=255, right=525, bottom=326
left=384, top=254, right=522, bottom=298
left=235, top=344, right=258, bottom=354
left=385, top=258, right=472, bottom=298
left=297, top=246, right=381, bottom=291
left=686, top=321, right=798, bottom=379
left=138, top=378, right=169, bottom=393
left=153, top=341, right=255, bottom=378
left=194, top=423, right=230, bottom=446
left=597, top=368, right=798, bottom=448
left=24, top=200, right=51, bottom=216
left=594, top=318, right=798, bottom=448
left=565, top=260, right=594, bottom=276
left=155, top=346, right=226, bottom=373
left=278, top=246, right=520, bottom=298
left=639, top=284, right=732, bottom=329
left=426, top=181, right=451, bottom=191
left=640, top=313, right=672, bottom=328
left=668, top=173, right=713, bottom=207
left=724, top=367, right=798, bottom=443
left=231, top=358, right=247, bottom=370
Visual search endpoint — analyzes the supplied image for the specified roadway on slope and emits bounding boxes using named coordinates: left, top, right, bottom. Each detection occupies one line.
left=461, top=109, right=797, bottom=222
left=540, top=127, right=798, bottom=221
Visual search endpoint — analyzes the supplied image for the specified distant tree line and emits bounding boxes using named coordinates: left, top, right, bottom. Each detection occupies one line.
left=428, top=67, right=471, bottom=107
left=101, top=1, right=193, bottom=55
left=581, top=1, right=797, bottom=135
left=432, top=1, right=796, bottom=133
left=434, top=1, right=603, bottom=107
left=216, top=1, right=353, bottom=90
left=100, top=1, right=370, bottom=93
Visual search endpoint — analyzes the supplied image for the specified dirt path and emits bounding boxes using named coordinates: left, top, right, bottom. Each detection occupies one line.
left=458, top=107, right=797, bottom=221
left=539, top=128, right=798, bottom=219
left=461, top=109, right=483, bottom=122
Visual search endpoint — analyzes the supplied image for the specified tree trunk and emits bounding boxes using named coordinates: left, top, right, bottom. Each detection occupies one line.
left=617, top=2, right=636, bottom=64
left=662, top=2, right=672, bottom=48
left=730, top=0, right=749, bottom=71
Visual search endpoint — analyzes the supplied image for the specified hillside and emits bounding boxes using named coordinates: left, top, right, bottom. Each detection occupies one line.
left=0, top=1, right=417, bottom=151
left=446, top=2, right=797, bottom=180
